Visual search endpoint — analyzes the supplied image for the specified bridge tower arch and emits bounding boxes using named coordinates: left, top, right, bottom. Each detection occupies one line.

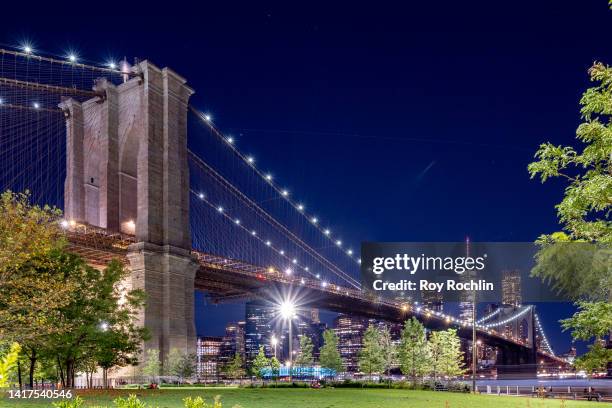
left=60, top=61, right=197, bottom=362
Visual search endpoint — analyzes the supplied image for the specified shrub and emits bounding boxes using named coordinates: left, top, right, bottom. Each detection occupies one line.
left=183, top=395, right=228, bottom=408
left=52, top=397, right=85, bottom=408
left=113, top=394, right=147, bottom=408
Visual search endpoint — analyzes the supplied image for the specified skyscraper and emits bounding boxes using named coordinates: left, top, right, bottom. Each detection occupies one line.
left=333, top=314, right=368, bottom=372
left=219, top=321, right=246, bottom=369
left=501, top=269, right=522, bottom=307
left=245, top=301, right=275, bottom=366
left=196, top=336, right=223, bottom=381
left=296, top=317, right=327, bottom=359
left=458, top=238, right=476, bottom=323
left=421, top=289, right=444, bottom=312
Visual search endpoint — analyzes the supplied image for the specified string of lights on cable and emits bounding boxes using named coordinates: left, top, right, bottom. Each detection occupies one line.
left=482, top=306, right=532, bottom=329
left=190, top=107, right=362, bottom=266
left=476, top=308, right=500, bottom=325
left=535, top=313, right=555, bottom=356
left=188, top=150, right=361, bottom=289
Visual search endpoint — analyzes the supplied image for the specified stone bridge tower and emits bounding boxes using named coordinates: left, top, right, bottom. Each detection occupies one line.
left=60, top=61, right=197, bottom=362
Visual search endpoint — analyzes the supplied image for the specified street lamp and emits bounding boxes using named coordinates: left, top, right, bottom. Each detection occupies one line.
left=271, top=335, right=278, bottom=359
left=279, top=301, right=295, bottom=381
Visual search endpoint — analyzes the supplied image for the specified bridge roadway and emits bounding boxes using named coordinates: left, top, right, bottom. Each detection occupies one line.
left=64, top=222, right=565, bottom=366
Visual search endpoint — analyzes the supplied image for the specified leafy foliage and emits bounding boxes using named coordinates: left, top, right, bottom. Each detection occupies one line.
left=426, top=331, right=444, bottom=381
left=319, top=329, right=343, bottom=372
left=358, top=325, right=385, bottom=376
left=113, top=394, right=148, bottom=408
left=438, top=329, right=465, bottom=379
left=561, top=301, right=612, bottom=341
left=528, top=63, right=612, bottom=369
left=250, top=346, right=270, bottom=379
left=0, top=191, right=148, bottom=387
left=48, top=260, right=148, bottom=387
left=0, top=191, right=75, bottom=343
left=269, top=356, right=281, bottom=380
left=378, top=326, right=397, bottom=376
left=398, top=318, right=429, bottom=384
left=574, top=342, right=612, bottom=376
left=183, top=395, right=226, bottom=408
left=140, top=348, right=162, bottom=379
left=52, top=396, right=84, bottom=408
left=528, top=62, right=612, bottom=299
left=0, top=342, right=21, bottom=388
left=167, top=348, right=197, bottom=381
left=223, top=353, right=245, bottom=379
left=294, top=335, right=314, bottom=366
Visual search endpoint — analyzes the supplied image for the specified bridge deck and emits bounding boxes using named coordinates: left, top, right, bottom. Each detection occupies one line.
left=63, top=222, right=564, bottom=365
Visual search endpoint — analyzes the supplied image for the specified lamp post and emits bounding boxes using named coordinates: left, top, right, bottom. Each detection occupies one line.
left=271, top=335, right=278, bottom=359
left=472, top=295, right=477, bottom=393
left=279, top=301, right=295, bottom=381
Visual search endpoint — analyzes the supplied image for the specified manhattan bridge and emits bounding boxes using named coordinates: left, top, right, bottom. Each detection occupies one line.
left=0, top=46, right=565, bottom=376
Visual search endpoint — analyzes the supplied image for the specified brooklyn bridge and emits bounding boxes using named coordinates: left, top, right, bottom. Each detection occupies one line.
left=0, top=46, right=565, bottom=376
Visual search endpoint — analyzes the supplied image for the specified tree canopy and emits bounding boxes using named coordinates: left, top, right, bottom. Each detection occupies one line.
left=294, top=336, right=314, bottom=367
left=398, top=318, right=429, bottom=384
left=319, top=329, right=343, bottom=373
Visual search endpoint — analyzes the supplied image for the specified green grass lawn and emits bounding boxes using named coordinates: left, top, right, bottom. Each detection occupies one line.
left=0, top=388, right=600, bottom=408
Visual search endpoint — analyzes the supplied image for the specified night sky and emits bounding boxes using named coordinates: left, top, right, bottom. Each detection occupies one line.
left=3, top=0, right=611, bottom=355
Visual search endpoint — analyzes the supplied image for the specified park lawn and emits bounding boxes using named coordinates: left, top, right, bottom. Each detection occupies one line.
left=0, top=388, right=600, bottom=408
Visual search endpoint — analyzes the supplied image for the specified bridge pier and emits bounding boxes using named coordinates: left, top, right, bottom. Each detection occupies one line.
left=127, top=243, right=198, bottom=363
left=61, top=60, right=197, bottom=367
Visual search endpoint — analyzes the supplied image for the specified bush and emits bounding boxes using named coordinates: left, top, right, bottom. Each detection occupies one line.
left=183, top=395, right=242, bottom=408
left=113, top=394, right=147, bottom=408
left=183, top=396, right=219, bottom=408
left=52, top=397, right=84, bottom=408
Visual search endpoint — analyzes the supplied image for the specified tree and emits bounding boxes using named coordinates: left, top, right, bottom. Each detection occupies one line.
left=528, top=62, right=612, bottom=246
left=270, top=356, right=281, bottom=383
left=0, top=191, right=64, bottom=287
left=528, top=62, right=612, bottom=370
left=166, top=348, right=196, bottom=383
left=427, top=331, right=444, bottom=382
left=224, top=353, right=245, bottom=380
left=358, top=325, right=384, bottom=379
left=251, top=346, right=270, bottom=379
left=319, top=329, right=343, bottom=374
left=141, top=349, right=162, bottom=382
left=378, top=326, right=397, bottom=384
left=528, top=62, right=612, bottom=300
left=46, top=259, right=147, bottom=388
left=0, top=191, right=78, bottom=387
left=398, top=318, right=430, bottom=386
left=294, top=336, right=314, bottom=367
left=561, top=301, right=612, bottom=341
left=0, top=191, right=148, bottom=388
left=574, top=343, right=612, bottom=378
left=0, top=343, right=21, bottom=388
left=439, top=329, right=465, bottom=381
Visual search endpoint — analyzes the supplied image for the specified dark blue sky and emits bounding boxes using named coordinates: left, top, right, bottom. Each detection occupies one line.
left=3, top=0, right=610, bottom=354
